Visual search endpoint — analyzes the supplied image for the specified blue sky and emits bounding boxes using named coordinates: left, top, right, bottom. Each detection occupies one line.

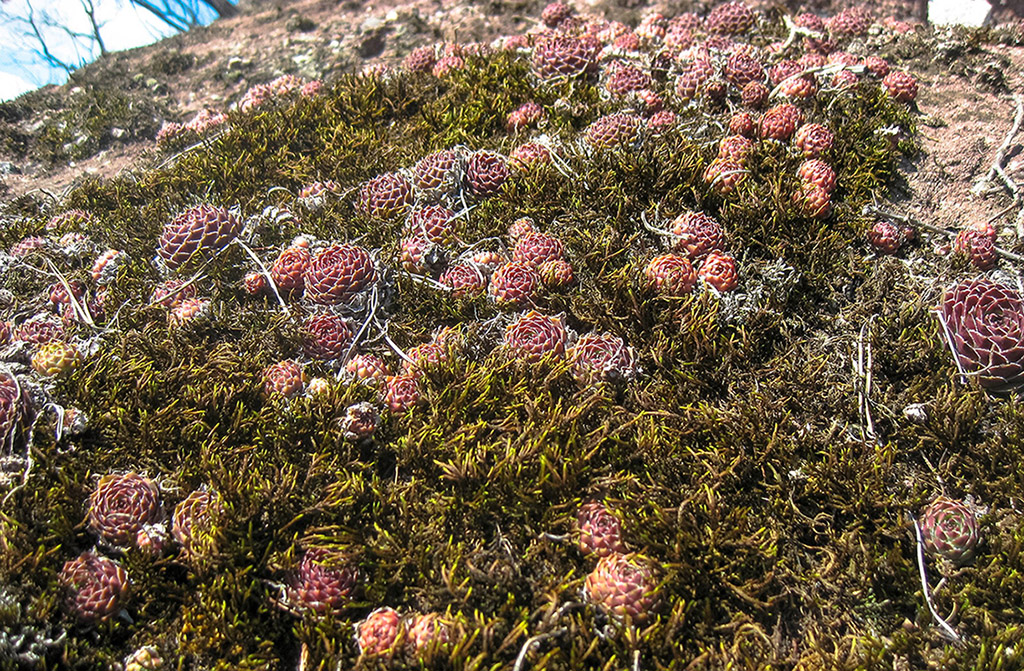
left=0, top=1, right=217, bottom=101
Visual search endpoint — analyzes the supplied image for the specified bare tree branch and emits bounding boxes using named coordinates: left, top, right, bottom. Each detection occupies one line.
left=129, top=0, right=237, bottom=32
left=82, top=0, right=108, bottom=56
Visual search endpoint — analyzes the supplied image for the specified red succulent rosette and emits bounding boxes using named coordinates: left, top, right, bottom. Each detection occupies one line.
left=60, top=552, right=130, bottom=623
left=867, top=221, right=903, bottom=255
left=15, top=313, right=64, bottom=346
left=465, top=151, right=510, bottom=197
left=670, top=212, right=725, bottom=260
left=938, top=278, right=1024, bottom=392
left=407, top=204, right=457, bottom=244
left=384, top=374, right=420, bottom=414
left=440, top=262, right=487, bottom=298
left=583, top=553, right=659, bottom=625
left=569, top=333, right=636, bottom=384
left=509, top=142, right=552, bottom=170
left=271, top=246, right=311, bottom=294
left=287, top=547, right=359, bottom=616
left=346, top=354, right=390, bottom=383
left=263, top=360, right=305, bottom=398
left=584, top=113, right=641, bottom=150
left=577, top=501, right=627, bottom=558
left=489, top=261, right=540, bottom=306
left=532, top=35, right=600, bottom=79
left=303, top=313, right=354, bottom=361
left=356, top=607, right=404, bottom=657
left=698, top=251, right=739, bottom=292
left=414, top=150, right=464, bottom=197
left=645, top=254, right=697, bottom=296
left=512, top=232, right=565, bottom=267
left=504, top=311, right=568, bottom=363
left=88, top=472, right=162, bottom=547
left=920, top=497, right=980, bottom=566
left=705, top=1, right=754, bottom=35
left=358, top=172, right=414, bottom=220
left=157, top=204, right=241, bottom=270
left=304, top=244, right=376, bottom=305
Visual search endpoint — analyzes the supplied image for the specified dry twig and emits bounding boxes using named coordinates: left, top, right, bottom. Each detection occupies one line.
left=909, top=514, right=962, bottom=644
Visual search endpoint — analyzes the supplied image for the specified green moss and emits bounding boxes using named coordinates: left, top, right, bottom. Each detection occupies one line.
left=1, top=14, right=1021, bottom=671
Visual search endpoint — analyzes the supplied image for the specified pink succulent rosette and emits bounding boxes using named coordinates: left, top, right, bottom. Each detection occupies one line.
left=920, top=497, right=980, bottom=567
left=938, top=279, right=1024, bottom=392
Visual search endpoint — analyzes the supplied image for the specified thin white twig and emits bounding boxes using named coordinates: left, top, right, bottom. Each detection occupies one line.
left=777, top=14, right=825, bottom=54
left=863, top=204, right=1024, bottom=263
left=911, top=515, right=962, bottom=643
left=338, top=286, right=379, bottom=371
left=45, top=258, right=95, bottom=328
left=512, top=629, right=566, bottom=671
left=973, top=94, right=1024, bottom=202
left=232, top=239, right=289, bottom=314
left=854, top=319, right=877, bottom=442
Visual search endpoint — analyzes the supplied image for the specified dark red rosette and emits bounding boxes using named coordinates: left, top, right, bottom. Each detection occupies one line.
left=939, top=278, right=1024, bottom=392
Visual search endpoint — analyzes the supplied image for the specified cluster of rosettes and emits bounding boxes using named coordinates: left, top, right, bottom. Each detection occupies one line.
left=380, top=327, right=463, bottom=416
left=88, top=472, right=168, bottom=554
left=353, top=607, right=455, bottom=664
left=648, top=210, right=739, bottom=295
left=235, top=74, right=322, bottom=114
left=63, top=483, right=235, bottom=622
left=284, top=543, right=454, bottom=659
left=866, top=219, right=915, bottom=256
left=574, top=501, right=659, bottom=627
left=155, top=109, right=228, bottom=148
left=501, top=309, right=637, bottom=385
left=667, top=19, right=912, bottom=112
left=154, top=74, right=321, bottom=150
left=952, top=221, right=999, bottom=271
left=405, top=215, right=570, bottom=307
left=244, top=239, right=377, bottom=307
left=1, top=211, right=117, bottom=361
left=356, top=145, right=510, bottom=226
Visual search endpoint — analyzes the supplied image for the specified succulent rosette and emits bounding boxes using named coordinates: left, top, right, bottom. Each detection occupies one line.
left=356, top=607, right=404, bottom=657
left=577, top=501, right=627, bottom=558
left=920, top=497, right=980, bottom=566
left=88, top=472, right=163, bottom=548
left=304, top=244, right=377, bottom=305
left=287, top=547, right=359, bottom=616
left=938, top=279, right=1024, bottom=392
left=172, top=489, right=223, bottom=559
left=157, top=204, right=241, bottom=270
left=60, top=552, right=130, bottom=623
left=583, top=553, right=659, bottom=626
left=503, top=311, right=568, bottom=363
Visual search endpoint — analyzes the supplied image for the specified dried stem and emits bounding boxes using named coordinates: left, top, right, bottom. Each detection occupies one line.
left=512, top=629, right=566, bottom=671
left=910, top=514, right=962, bottom=644
left=862, top=204, right=1024, bottom=264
